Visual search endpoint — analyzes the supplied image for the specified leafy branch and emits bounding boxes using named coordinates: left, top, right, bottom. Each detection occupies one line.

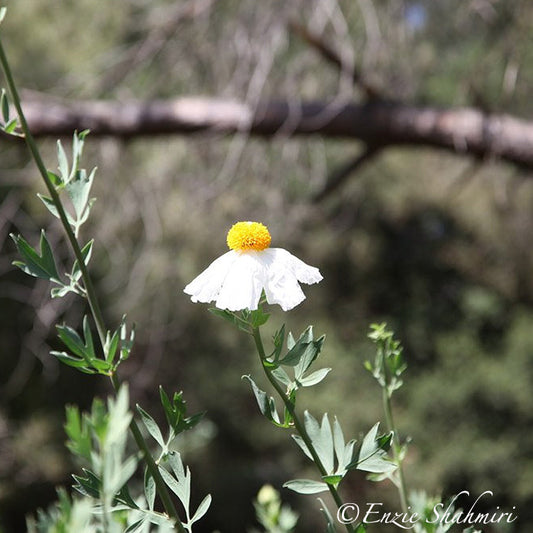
left=0, top=19, right=197, bottom=531
left=212, top=309, right=398, bottom=532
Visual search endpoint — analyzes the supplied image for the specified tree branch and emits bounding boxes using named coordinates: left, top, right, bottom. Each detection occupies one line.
left=289, top=20, right=381, bottom=99
left=313, top=145, right=381, bottom=203
left=18, top=96, right=533, bottom=169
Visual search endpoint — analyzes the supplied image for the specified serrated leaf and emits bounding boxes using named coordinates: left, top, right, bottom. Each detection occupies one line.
left=137, top=405, right=165, bottom=448
left=124, top=519, right=145, bottom=533
left=304, top=411, right=334, bottom=473
left=286, top=331, right=296, bottom=350
left=89, top=398, right=108, bottom=441
left=37, top=194, right=61, bottom=219
left=39, top=230, right=60, bottom=277
left=53, top=324, right=85, bottom=357
left=107, top=455, right=138, bottom=497
left=342, top=440, right=356, bottom=473
left=270, top=366, right=292, bottom=388
left=120, top=320, right=135, bottom=361
left=73, top=469, right=101, bottom=498
left=50, top=351, right=95, bottom=373
left=57, top=139, right=69, bottom=180
left=299, top=367, right=331, bottom=387
left=144, top=470, right=156, bottom=511
left=250, top=308, right=270, bottom=328
left=82, top=316, right=95, bottom=359
left=71, top=239, right=94, bottom=282
left=11, top=231, right=61, bottom=282
left=190, top=494, right=211, bottom=524
left=159, top=387, right=174, bottom=426
left=208, top=308, right=235, bottom=323
left=359, top=423, right=379, bottom=458
left=158, top=387, right=204, bottom=436
left=159, top=459, right=190, bottom=509
left=167, top=451, right=186, bottom=481
left=71, top=130, right=90, bottom=178
left=65, top=405, right=91, bottom=461
left=317, top=498, right=338, bottom=533
left=74, top=197, right=95, bottom=230
left=349, top=423, right=396, bottom=474
left=209, top=307, right=250, bottom=332
left=279, top=326, right=314, bottom=366
left=104, top=328, right=120, bottom=364
left=106, top=385, right=132, bottom=447
left=283, top=479, right=329, bottom=494
left=270, top=324, right=286, bottom=362
left=88, top=358, right=112, bottom=373
left=183, top=412, right=205, bottom=431
left=278, top=344, right=308, bottom=367
left=50, top=350, right=87, bottom=367
left=294, top=335, right=325, bottom=380
left=66, top=167, right=96, bottom=219
left=332, top=417, right=347, bottom=471
left=242, top=375, right=282, bottom=426
left=291, top=434, right=313, bottom=461
left=56, top=321, right=90, bottom=361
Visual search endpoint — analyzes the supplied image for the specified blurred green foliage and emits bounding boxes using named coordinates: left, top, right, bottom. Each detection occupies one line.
left=1, top=1, right=533, bottom=531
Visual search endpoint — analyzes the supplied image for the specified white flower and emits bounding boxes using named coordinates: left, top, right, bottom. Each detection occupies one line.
left=184, top=221, right=322, bottom=312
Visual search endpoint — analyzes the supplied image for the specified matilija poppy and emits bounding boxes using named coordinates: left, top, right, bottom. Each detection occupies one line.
left=184, top=221, right=322, bottom=312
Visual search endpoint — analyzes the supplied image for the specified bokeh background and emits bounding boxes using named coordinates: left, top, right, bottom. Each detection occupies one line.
left=1, top=1, right=532, bottom=531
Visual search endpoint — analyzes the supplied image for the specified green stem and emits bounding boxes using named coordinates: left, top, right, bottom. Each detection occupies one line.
left=0, top=39, right=107, bottom=346
left=110, top=375, right=187, bottom=533
left=101, top=493, right=111, bottom=533
left=251, top=326, right=357, bottom=533
left=0, top=38, right=185, bottom=531
left=382, top=387, right=409, bottom=514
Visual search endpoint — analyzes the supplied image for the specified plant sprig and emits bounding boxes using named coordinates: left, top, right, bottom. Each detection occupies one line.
left=212, top=308, right=398, bottom=532
left=0, top=23, right=195, bottom=531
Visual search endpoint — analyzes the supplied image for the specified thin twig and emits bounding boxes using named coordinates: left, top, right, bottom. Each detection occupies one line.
left=289, top=20, right=381, bottom=99
left=98, top=0, right=215, bottom=93
left=313, top=144, right=381, bottom=203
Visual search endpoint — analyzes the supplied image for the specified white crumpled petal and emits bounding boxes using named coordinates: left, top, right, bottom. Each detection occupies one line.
left=184, top=250, right=238, bottom=303
left=215, top=252, right=265, bottom=311
left=261, top=248, right=322, bottom=311
left=184, top=247, right=322, bottom=311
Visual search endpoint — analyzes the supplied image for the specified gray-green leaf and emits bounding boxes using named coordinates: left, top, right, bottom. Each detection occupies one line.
left=283, top=479, right=329, bottom=494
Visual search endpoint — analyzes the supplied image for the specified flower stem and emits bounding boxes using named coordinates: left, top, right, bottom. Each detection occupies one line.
left=382, top=386, right=409, bottom=514
left=0, top=38, right=185, bottom=531
left=251, top=326, right=357, bottom=533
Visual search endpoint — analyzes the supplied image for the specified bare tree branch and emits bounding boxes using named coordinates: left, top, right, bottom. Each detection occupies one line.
left=98, top=0, right=215, bottom=93
left=18, top=96, right=533, bottom=169
left=289, top=20, right=380, bottom=99
left=313, top=145, right=381, bottom=202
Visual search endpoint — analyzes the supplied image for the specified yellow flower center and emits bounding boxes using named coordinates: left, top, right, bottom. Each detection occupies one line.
left=227, top=221, right=271, bottom=251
